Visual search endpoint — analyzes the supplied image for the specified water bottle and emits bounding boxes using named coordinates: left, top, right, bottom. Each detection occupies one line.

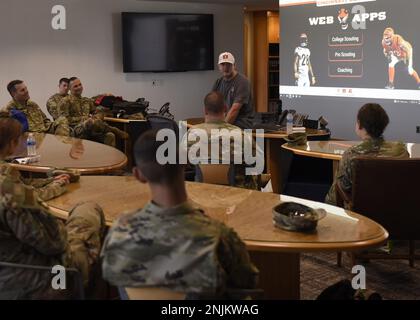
left=27, top=133, right=37, bottom=156
left=286, top=112, right=293, bottom=134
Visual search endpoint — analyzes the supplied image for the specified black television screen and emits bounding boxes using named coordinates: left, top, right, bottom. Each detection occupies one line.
left=122, top=12, right=214, bottom=72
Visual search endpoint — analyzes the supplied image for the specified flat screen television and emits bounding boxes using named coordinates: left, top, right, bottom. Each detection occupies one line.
left=122, top=12, right=214, bottom=72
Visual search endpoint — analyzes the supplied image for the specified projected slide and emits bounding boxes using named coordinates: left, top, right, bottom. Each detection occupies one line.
left=280, top=0, right=420, bottom=102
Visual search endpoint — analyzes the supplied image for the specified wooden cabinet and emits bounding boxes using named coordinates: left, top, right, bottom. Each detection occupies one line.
left=248, top=10, right=279, bottom=113
left=268, top=43, right=279, bottom=112
left=268, top=11, right=280, bottom=43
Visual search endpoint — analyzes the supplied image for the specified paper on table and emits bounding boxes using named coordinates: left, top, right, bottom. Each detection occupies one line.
left=12, top=155, right=41, bottom=164
left=292, top=127, right=306, bottom=132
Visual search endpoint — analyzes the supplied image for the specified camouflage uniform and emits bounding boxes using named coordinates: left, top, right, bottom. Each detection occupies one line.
left=101, top=201, right=258, bottom=298
left=0, top=161, right=105, bottom=299
left=0, top=161, right=68, bottom=202
left=57, top=95, right=128, bottom=147
left=185, top=120, right=260, bottom=190
left=46, top=93, right=68, bottom=120
left=325, top=137, right=409, bottom=206
left=2, top=100, right=68, bottom=135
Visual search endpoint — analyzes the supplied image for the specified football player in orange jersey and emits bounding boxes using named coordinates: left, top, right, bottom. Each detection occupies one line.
left=382, top=27, right=420, bottom=89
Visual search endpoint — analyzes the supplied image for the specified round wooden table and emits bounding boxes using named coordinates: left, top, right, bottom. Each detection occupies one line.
left=9, top=133, right=127, bottom=174
left=282, top=140, right=420, bottom=173
left=47, top=176, right=388, bottom=299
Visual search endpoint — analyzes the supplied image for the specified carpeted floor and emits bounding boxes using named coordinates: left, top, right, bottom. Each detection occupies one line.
left=300, top=241, right=420, bottom=300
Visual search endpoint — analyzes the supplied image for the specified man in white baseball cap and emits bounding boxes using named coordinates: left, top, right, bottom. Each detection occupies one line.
left=212, top=51, right=254, bottom=129
left=218, top=52, right=235, bottom=65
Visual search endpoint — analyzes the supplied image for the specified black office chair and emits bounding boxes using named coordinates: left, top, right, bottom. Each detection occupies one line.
left=146, top=114, right=179, bottom=138
left=0, top=261, right=85, bottom=299
left=146, top=114, right=197, bottom=180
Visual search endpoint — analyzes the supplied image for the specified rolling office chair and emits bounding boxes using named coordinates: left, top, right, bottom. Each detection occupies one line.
left=146, top=114, right=179, bottom=137
left=336, top=157, right=420, bottom=267
left=194, top=163, right=236, bottom=186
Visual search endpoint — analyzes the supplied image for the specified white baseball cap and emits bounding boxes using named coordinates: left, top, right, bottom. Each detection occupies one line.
left=218, top=52, right=235, bottom=65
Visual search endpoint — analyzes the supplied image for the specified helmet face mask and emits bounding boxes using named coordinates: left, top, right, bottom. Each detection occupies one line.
left=338, top=8, right=349, bottom=30
left=300, top=34, right=308, bottom=47
left=383, top=28, right=394, bottom=46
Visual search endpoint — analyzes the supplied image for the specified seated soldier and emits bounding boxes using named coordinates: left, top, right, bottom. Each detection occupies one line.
left=2, top=80, right=68, bottom=135
left=46, top=77, right=69, bottom=120
left=0, top=117, right=105, bottom=299
left=184, top=91, right=261, bottom=189
left=101, top=129, right=259, bottom=299
left=57, top=77, right=128, bottom=147
left=325, top=103, right=409, bottom=206
left=0, top=113, right=73, bottom=201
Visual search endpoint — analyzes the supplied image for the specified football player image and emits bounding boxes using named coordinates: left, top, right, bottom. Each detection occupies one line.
left=294, top=33, right=316, bottom=87
left=382, top=27, right=420, bottom=89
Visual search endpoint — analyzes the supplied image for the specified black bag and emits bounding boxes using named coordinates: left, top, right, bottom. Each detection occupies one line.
left=94, top=95, right=124, bottom=108
left=317, top=279, right=382, bottom=300
left=95, top=95, right=150, bottom=117
left=112, top=100, right=149, bottom=115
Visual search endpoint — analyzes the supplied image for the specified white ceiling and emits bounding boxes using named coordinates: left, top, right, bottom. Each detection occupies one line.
left=153, top=0, right=278, bottom=10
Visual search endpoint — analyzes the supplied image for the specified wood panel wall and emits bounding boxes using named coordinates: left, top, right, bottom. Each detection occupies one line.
left=253, top=11, right=268, bottom=113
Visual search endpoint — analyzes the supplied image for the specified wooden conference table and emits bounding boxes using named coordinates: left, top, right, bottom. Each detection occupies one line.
left=282, top=140, right=420, bottom=173
left=47, top=176, right=388, bottom=299
left=9, top=133, right=127, bottom=174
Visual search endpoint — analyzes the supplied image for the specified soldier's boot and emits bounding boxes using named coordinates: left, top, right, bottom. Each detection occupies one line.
left=103, top=132, right=116, bottom=147
left=108, top=125, right=129, bottom=140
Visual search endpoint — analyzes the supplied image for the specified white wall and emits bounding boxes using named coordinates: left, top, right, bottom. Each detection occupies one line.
left=0, top=0, right=244, bottom=121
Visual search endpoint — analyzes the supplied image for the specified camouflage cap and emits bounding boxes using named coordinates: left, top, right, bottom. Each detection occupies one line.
left=284, top=132, right=307, bottom=146
left=273, top=202, right=326, bottom=232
